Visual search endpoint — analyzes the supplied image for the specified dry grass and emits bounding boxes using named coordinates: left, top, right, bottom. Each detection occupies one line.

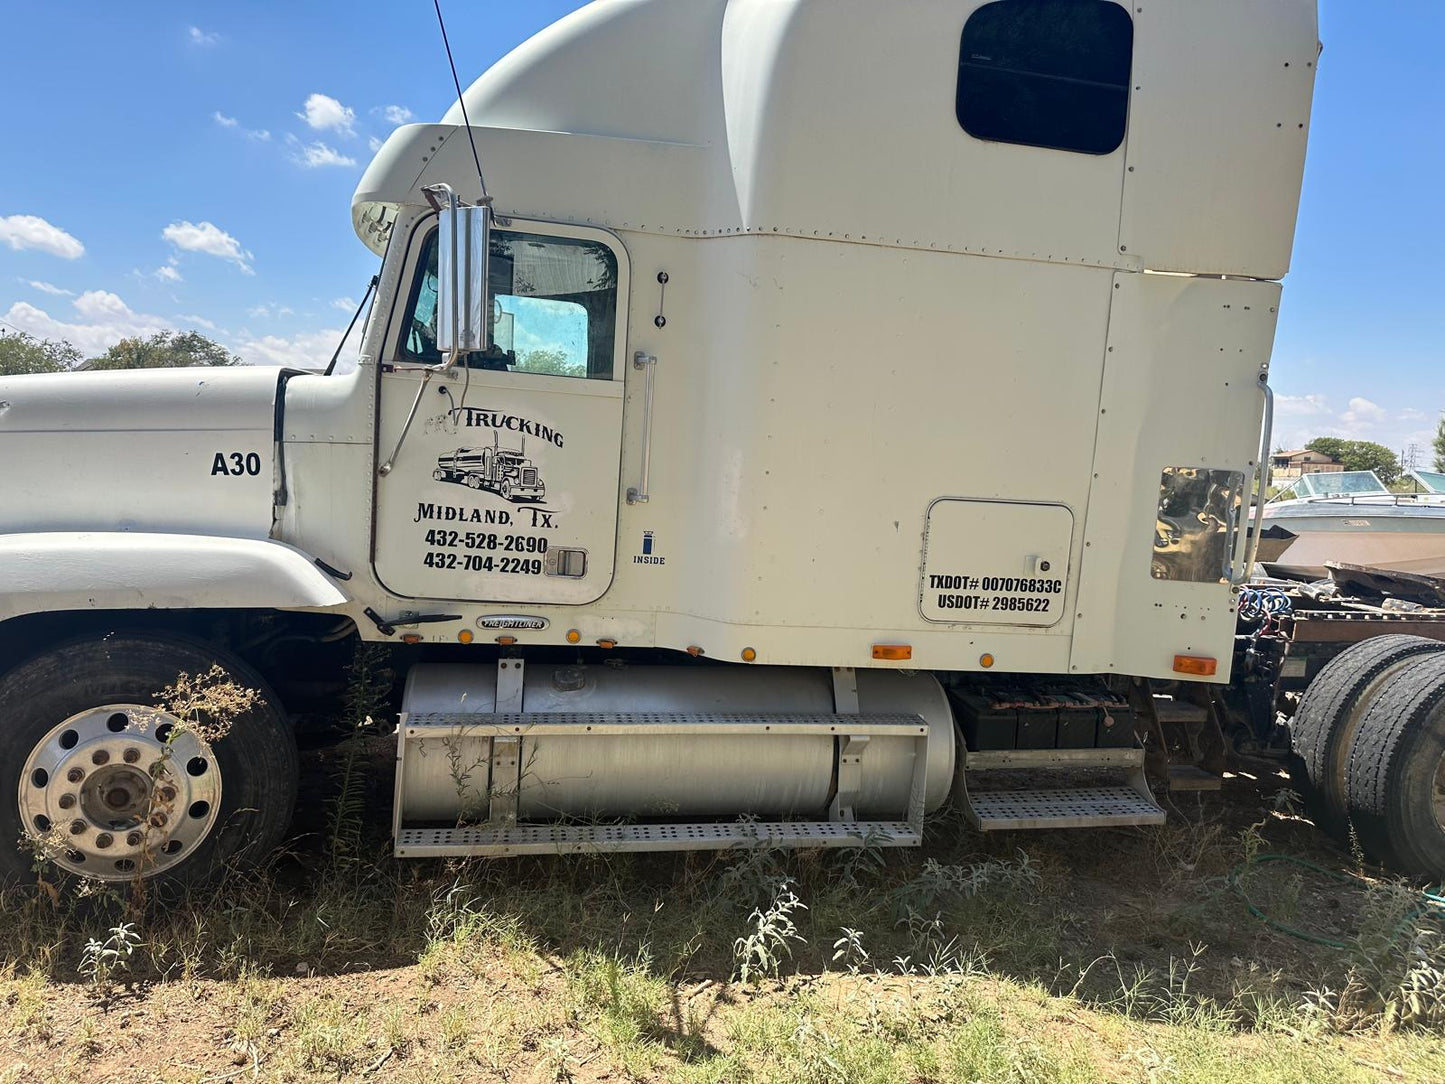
left=2, top=737, right=1443, bottom=1083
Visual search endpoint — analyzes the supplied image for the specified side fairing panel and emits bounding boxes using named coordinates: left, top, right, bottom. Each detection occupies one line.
left=1070, top=273, right=1282, bottom=680
left=1119, top=0, right=1318, bottom=277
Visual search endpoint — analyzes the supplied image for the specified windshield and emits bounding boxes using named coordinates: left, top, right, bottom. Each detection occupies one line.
left=1409, top=469, right=1445, bottom=494
left=1291, top=471, right=1390, bottom=498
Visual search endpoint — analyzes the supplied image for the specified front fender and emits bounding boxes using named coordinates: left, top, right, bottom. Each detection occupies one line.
left=0, top=532, right=350, bottom=622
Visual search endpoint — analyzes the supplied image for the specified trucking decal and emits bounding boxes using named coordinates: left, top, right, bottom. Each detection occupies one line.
left=413, top=404, right=566, bottom=579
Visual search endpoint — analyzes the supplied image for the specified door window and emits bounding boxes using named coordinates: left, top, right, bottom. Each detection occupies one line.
left=401, top=225, right=618, bottom=379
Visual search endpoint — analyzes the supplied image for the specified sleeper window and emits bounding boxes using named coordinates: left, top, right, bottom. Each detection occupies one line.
left=956, top=0, right=1133, bottom=156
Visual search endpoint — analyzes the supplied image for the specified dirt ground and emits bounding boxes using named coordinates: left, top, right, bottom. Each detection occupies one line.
left=2, top=738, right=1443, bottom=1084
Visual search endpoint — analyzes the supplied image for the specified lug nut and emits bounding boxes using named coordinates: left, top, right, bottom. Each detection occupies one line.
left=66, top=767, right=84, bottom=784
left=149, top=812, right=168, bottom=828
left=123, top=748, right=141, bottom=764
left=58, top=794, right=76, bottom=810
left=95, top=833, right=113, bottom=849
left=126, top=831, right=142, bottom=847
left=69, top=819, right=86, bottom=835
left=91, top=750, right=110, bottom=766
left=159, top=785, right=177, bottom=802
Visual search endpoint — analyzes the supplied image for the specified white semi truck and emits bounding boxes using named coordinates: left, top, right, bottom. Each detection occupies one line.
left=4, top=0, right=1442, bottom=889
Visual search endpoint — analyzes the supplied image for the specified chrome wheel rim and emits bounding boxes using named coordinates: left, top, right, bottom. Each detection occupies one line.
left=18, top=704, right=222, bottom=881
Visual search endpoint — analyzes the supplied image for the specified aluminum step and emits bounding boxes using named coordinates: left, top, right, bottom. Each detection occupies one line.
left=395, top=820, right=921, bottom=858
left=1167, top=764, right=1223, bottom=791
left=964, top=747, right=1146, bottom=771
left=957, top=744, right=1166, bottom=830
left=1152, top=697, right=1210, bottom=725
left=964, top=786, right=1166, bottom=830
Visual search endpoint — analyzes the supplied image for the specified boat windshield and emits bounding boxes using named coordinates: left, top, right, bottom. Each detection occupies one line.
left=1411, top=470, right=1445, bottom=495
left=1286, top=471, right=1391, bottom=499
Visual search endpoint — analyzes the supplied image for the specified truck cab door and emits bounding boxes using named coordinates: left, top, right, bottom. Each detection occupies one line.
left=372, top=217, right=628, bottom=605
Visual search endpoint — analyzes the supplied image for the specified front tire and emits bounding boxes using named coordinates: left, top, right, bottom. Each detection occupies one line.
left=0, top=634, right=297, bottom=889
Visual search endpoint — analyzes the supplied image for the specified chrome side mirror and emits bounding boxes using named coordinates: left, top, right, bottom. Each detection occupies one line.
left=426, top=184, right=491, bottom=362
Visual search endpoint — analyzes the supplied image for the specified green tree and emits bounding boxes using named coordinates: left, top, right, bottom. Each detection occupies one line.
left=86, top=330, right=239, bottom=370
left=1304, top=436, right=1402, bottom=484
left=1434, top=415, right=1445, bottom=473
left=515, top=347, right=583, bottom=377
left=0, top=330, right=81, bottom=375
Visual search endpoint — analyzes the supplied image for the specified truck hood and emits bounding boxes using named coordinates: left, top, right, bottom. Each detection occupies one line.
left=0, top=366, right=287, bottom=540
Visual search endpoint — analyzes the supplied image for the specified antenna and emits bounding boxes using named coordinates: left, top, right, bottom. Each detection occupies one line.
left=433, top=0, right=490, bottom=203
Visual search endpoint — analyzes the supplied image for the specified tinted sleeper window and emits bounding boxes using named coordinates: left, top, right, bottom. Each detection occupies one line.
left=957, top=0, right=1133, bottom=155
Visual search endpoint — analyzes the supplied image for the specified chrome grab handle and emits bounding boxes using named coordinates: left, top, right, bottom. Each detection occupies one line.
left=626, top=351, right=657, bottom=505
left=1224, top=371, right=1273, bottom=586
left=378, top=371, right=433, bottom=477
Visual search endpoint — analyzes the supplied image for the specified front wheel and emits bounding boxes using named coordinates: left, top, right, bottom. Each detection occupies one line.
left=0, top=634, right=297, bottom=889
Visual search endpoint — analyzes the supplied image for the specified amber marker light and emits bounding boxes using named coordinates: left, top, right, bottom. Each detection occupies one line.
left=495, top=635, right=517, bottom=646
left=401, top=634, right=422, bottom=645
left=566, top=629, right=581, bottom=644
left=687, top=646, right=705, bottom=657
left=597, top=638, right=618, bottom=649
left=741, top=647, right=758, bottom=662
left=457, top=629, right=474, bottom=645
left=1173, top=655, right=1217, bottom=676
left=979, top=653, right=995, bottom=668
left=872, top=644, right=912, bottom=661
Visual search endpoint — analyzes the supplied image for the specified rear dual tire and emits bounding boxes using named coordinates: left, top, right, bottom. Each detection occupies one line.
left=1344, top=652, right=1445, bottom=875
left=1292, top=634, right=1445, bottom=876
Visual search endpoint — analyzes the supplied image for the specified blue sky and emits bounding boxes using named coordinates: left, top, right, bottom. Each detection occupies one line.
left=0, top=2, right=1440, bottom=460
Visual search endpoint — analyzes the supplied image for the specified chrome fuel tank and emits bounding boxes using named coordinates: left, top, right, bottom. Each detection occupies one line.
left=398, top=663, right=956, bottom=822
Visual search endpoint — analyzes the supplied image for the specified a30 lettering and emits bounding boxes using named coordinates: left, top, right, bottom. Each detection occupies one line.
left=211, top=451, right=262, bottom=477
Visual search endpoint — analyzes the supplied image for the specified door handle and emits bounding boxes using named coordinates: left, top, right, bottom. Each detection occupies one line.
left=626, top=352, right=657, bottom=505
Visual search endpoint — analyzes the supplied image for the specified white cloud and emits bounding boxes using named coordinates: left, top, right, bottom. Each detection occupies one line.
left=296, top=142, right=357, bottom=169
left=332, top=297, right=357, bottom=311
left=368, top=135, right=383, bottom=153
left=298, top=93, right=355, bottom=136
left=162, top=220, right=254, bottom=274
left=154, top=264, right=183, bottom=283
left=247, top=129, right=272, bottom=142
left=188, top=26, right=219, bottom=47
left=26, top=280, right=72, bottom=296
left=1341, top=396, right=1386, bottom=427
left=1399, top=407, right=1431, bottom=422
left=234, top=325, right=362, bottom=371
left=1274, top=393, right=1329, bottom=417
left=0, top=214, right=85, bottom=259
left=380, top=104, right=413, bottom=125
left=213, top=111, right=238, bottom=128
left=176, top=313, right=217, bottom=330
left=1, top=292, right=170, bottom=355
left=247, top=303, right=294, bottom=319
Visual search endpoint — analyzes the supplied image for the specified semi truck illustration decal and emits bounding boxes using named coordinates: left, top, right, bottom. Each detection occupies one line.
left=434, top=435, right=546, bottom=503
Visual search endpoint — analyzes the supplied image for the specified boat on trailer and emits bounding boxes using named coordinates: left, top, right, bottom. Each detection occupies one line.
left=1259, top=470, right=1445, bottom=578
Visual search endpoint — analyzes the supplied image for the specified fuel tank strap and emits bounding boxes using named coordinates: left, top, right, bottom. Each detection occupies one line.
left=401, top=711, right=928, bottom=736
